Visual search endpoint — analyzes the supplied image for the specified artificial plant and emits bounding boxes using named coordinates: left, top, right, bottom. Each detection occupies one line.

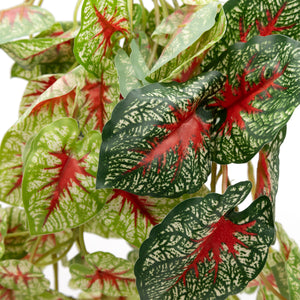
left=0, top=0, right=299, bottom=299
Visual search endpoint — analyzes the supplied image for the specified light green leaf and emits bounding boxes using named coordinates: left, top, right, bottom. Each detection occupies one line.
left=0, top=208, right=8, bottom=259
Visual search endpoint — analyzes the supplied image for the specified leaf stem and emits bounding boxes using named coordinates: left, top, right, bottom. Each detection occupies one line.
left=52, top=254, right=59, bottom=291
left=77, top=225, right=88, bottom=256
left=159, top=0, right=169, bottom=18
left=139, top=0, right=147, bottom=31
left=73, top=0, right=83, bottom=29
left=4, top=231, right=29, bottom=238
left=172, top=0, right=180, bottom=10
left=210, top=162, right=217, bottom=193
left=37, top=0, right=44, bottom=6
left=221, top=165, right=228, bottom=193
left=128, top=0, right=133, bottom=33
left=259, top=273, right=287, bottom=300
left=247, top=161, right=256, bottom=199
left=29, top=236, right=42, bottom=263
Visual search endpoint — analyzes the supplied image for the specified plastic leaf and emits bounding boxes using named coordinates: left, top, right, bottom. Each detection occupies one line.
left=0, top=208, right=8, bottom=259
left=69, top=251, right=137, bottom=297
left=202, top=0, right=300, bottom=69
left=0, top=5, right=55, bottom=44
left=0, top=260, right=49, bottom=296
left=208, top=35, right=300, bottom=164
left=22, top=118, right=104, bottom=235
left=97, top=71, right=225, bottom=198
left=0, top=28, right=77, bottom=70
left=135, top=181, right=274, bottom=299
left=98, top=185, right=209, bottom=247
left=74, top=0, right=129, bottom=76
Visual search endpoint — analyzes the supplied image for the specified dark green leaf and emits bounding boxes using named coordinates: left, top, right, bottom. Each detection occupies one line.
left=135, top=181, right=274, bottom=299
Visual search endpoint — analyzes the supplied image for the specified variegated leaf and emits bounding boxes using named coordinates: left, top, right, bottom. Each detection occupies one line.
left=202, top=0, right=300, bottom=68
left=207, top=35, right=300, bottom=163
left=0, top=259, right=49, bottom=296
left=22, top=118, right=104, bottom=235
left=69, top=251, right=137, bottom=297
left=135, top=181, right=274, bottom=299
left=0, top=5, right=55, bottom=44
left=74, top=0, right=129, bottom=76
left=98, top=185, right=209, bottom=247
left=149, top=2, right=223, bottom=81
left=1, top=207, right=29, bottom=261
left=97, top=71, right=225, bottom=198
left=0, top=28, right=77, bottom=70
left=0, top=208, right=8, bottom=259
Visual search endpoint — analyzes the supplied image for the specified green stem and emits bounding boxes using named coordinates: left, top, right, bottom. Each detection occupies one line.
left=221, top=165, right=228, bottom=194
left=259, top=273, right=287, bottom=300
left=4, top=231, right=29, bottom=238
left=29, top=236, right=42, bottom=263
left=73, top=0, right=83, bottom=29
left=128, top=0, right=133, bottom=33
left=78, top=225, right=88, bottom=256
left=138, top=0, right=147, bottom=31
left=172, top=0, right=180, bottom=10
left=159, top=0, right=169, bottom=18
left=34, top=238, right=74, bottom=265
left=210, top=162, right=217, bottom=193
left=37, top=0, right=44, bottom=6
left=52, top=254, right=59, bottom=291
left=247, top=161, right=256, bottom=200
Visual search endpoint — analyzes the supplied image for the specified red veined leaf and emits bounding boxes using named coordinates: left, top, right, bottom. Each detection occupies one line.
left=97, top=71, right=224, bottom=198
left=0, top=260, right=49, bottom=296
left=22, top=118, right=104, bottom=235
left=207, top=35, right=300, bottom=163
left=135, top=181, right=274, bottom=299
left=201, top=0, right=300, bottom=69
left=74, top=0, right=129, bottom=76
left=70, top=252, right=137, bottom=297
left=0, top=5, right=55, bottom=44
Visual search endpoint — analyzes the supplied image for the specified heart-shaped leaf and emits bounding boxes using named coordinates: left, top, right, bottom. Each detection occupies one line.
left=202, top=0, right=300, bottom=69
left=69, top=251, right=137, bottom=297
left=97, top=71, right=225, bottom=198
left=0, top=5, right=55, bottom=44
left=22, top=118, right=104, bottom=234
left=135, top=181, right=274, bottom=299
left=74, top=0, right=129, bottom=76
left=208, top=35, right=300, bottom=163
left=0, top=260, right=49, bottom=296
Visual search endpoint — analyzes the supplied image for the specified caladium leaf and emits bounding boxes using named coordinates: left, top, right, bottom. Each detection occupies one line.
left=202, top=0, right=300, bottom=68
left=11, top=63, right=42, bottom=81
left=149, top=2, right=224, bottom=82
left=135, top=181, right=274, bottom=299
left=69, top=251, right=137, bottom=297
left=0, top=208, right=8, bottom=259
left=0, top=259, right=49, bottom=296
left=208, top=35, right=300, bottom=164
left=98, top=185, right=209, bottom=247
left=1, top=207, right=29, bottom=260
left=19, top=74, right=60, bottom=116
left=74, top=0, right=129, bottom=76
left=97, top=71, right=225, bottom=198
left=0, top=5, right=55, bottom=44
left=22, top=118, right=104, bottom=235
left=255, top=126, right=286, bottom=216
left=0, top=28, right=77, bottom=70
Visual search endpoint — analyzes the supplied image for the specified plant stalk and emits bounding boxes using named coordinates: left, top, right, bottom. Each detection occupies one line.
left=29, top=236, right=42, bottom=263
left=259, top=273, right=287, bottom=300
left=247, top=161, right=256, bottom=199
left=210, top=162, right=217, bottom=193
left=73, top=0, right=83, bottom=29
left=78, top=225, right=88, bottom=256
left=221, top=165, right=228, bottom=194
left=52, top=254, right=59, bottom=291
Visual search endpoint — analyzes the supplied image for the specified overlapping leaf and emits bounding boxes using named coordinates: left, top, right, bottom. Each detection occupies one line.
left=22, top=118, right=104, bottom=234
left=0, top=259, right=49, bottom=296
left=202, top=0, right=300, bottom=69
left=0, top=208, right=8, bottom=259
left=0, top=5, right=55, bottom=44
left=97, top=71, right=225, bottom=198
left=98, top=185, right=209, bottom=247
left=74, top=0, right=129, bottom=76
left=69, top=251, right=137, bottom=297
left=149, top=2, right=226, bottom=82
left=0, top=27, right=77, bottom=70
left=207, top=35, right=300, bottom=164
left=135, top=181, right=274, bottom=299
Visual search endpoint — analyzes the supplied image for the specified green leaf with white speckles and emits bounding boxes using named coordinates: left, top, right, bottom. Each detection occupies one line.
left=0, top=259, right=49, bottom=296
left=22, top=118, right=104, bottom=235
left=207, top=35, right=300, bottom=164
left=69, top=251, right=137, bottom=297
left=0, top=5, right=55, bottom=44
left=96, top=71, right=225, bottom=198
left=74, top=0, right=129, bottom=76
left=0, top=208, right=8, bottom=259
left=135, top=181, right=274, bottom=299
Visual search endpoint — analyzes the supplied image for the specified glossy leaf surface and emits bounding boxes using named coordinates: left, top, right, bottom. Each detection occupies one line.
left=208, top=35, right=300, bottom=163
left=22, top=118, right=104, bottom=234
left=0, top=5, right=55, bottom=44
left=70, top=251, right=137, bottom=297
left=135, top=182, right=274, bottom=299
left=97, top=71, right=225, bottom=197
left=74, top=0, right=129, bottom=76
